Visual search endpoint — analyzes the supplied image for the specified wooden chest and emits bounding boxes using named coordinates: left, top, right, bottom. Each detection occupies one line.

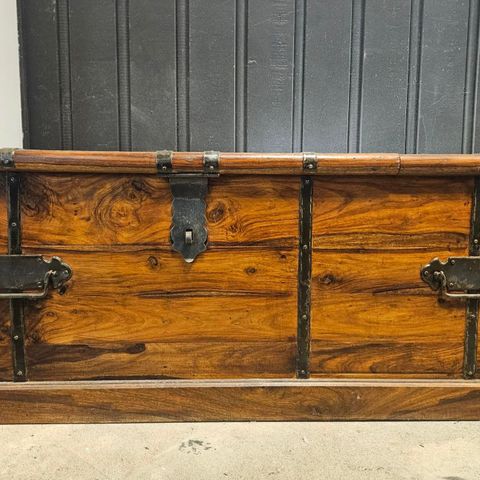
left=2, top=148, right=480, bottom=422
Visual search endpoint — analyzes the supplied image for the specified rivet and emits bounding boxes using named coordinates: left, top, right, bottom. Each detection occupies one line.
left=300, top=369, right=307, bottom=375
left=301, top=314, right=307, bottom=320
left=302, top=244, right=308, bottom=250
left=450, top=259, right=456, bottom=265
left=305, top=179, right=310, bottom=184
left=16, top=370, right=23, bottom=376
left=468, top=370, right=474, bottom=376
left=13, top=335, right=19, bottom=341
left=10, top=176, right=15, bottom=183
left=307, top=163, right=314, bottom=169
left=11, top=222, right=17, bottom=228
left=162, top=165, right=167, bottom=170
left=449, top=282, right=454, bottom=288
left=474, top=239, right=479, bottom=245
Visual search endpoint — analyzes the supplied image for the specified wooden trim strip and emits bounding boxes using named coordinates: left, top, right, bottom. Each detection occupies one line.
left=8, top=149, right=480, bottom=175
left=2, top=379, right=480, bottom=423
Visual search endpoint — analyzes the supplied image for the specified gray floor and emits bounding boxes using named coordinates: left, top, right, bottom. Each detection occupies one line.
left=0, top=422, right=479, bottom=479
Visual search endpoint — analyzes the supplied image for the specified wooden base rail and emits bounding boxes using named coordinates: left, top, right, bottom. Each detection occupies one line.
left=4, top=149, right=480, bottom=175
left=2, top=379, right=480, bottom=423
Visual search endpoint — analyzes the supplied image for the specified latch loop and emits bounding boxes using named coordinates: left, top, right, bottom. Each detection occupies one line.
left=421, top=256, right=480, bottom=299
left=0, top=255, right=72, bottom=299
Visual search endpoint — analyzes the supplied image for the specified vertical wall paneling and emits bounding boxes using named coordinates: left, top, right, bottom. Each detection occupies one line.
left=235, top=0, right=248, bottom=152
left=360, top=0, right=410, bottom=152
left=56, top=0, right=73, bottom=149
left=18, top=0, right=479, bottom=154
left=464, top=0, right=480, bottom=154
left=18, top=0, right=62, bottom=149
left=347, top=0, right=365, bottom=153
left=416, top=0, right=470, bottom=153
left=176, top=0, right=190, bottom=150
left=69, top=0, right=119, bottom=150
left=189, top=1, right=236, bottom=150
left=245, top=1, right=296, bottom=152
left=405, top=0, right=424, bottom=154
left=129, top=0, right=176, bottom=150
left=302, top=1, right=352, bottom=152
left=116, top=0, right=132, bottom=151
left=292, top=0, right=306, bottom=151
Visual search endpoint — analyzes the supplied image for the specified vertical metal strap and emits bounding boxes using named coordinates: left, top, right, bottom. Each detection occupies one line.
left=464, top=177, right=480, bottom=378
left=6, top=172, right=27, bottom=381
left=296, top=176, right=313, bottom=378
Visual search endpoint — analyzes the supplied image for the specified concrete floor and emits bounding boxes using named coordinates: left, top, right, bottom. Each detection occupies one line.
left=0, top=422, right=479, bottom=479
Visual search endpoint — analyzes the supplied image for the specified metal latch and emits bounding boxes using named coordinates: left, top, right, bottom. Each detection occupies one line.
left=421, top=257, right=480, bottom=299
left=157, top=150, right=219, bottom=263
left=0, top=255, right=72, bottom=299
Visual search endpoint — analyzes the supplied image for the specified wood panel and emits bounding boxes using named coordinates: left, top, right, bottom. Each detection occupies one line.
left=2, top=379, right=480, bottom=423
left=417, top=0, right=469, bottom=153
left=312, top=177, right=472, bottom=250
left=17, top=0, right=62, bottom=148
left=303, top=0, right=351, bottom=152
left=189, top=0, right=236, bottom=150
left=311, top=177, right=472, bottom=376
left=0, top=178, right=11, bottom=381
left=21, top=175, right=299, bottom=247
left=26, top=342, right=295, bottom=381
left=23, top=247, right=297, bottom=380
left=360, top=0, right=410, bottom=152
left=246, top=1, right=295, bottom=151
left=130, top=0, right=176, bottom=150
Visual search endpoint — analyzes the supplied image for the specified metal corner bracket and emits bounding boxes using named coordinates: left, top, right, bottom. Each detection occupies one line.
left=0, top=148, right=15, bottom=168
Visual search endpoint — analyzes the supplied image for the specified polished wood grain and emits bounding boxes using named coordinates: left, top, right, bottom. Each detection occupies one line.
left=19, top=174, right=299, bottom=380
left=0, top=178, right=11, bottom=381
left=10, top=149, right=480, bottom=176
left=1, top=379, right=480, bottom=423
left=21, top=175, right=299, bottom=247
left=311, top=177, right=472, bottom=376
left=26, top=342, right=295, bottom=381
left=23, top=248, right=297, bottom=380
left=312, top=177, right=472, bottom=250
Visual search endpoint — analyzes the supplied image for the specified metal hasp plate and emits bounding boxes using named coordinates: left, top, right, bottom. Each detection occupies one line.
left=421, top=257, right=480, bottom=299
left=0, top=255, right=72, bottom=299
left=169, top=177, right=209, bottom=263
left=158, top=150, right=218, bottom=263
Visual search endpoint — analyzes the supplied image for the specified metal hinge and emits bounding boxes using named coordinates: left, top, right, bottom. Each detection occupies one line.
left=157, top=150, right=219, bottom=262
left=0, top=148, right=15, bottom=168
left=421, top=257, right=480, bottom=299
left=0, top=255, right=72, bottom=299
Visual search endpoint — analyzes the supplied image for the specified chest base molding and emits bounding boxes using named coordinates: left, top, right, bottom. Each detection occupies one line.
left=1, top=379, right=480, bottom=423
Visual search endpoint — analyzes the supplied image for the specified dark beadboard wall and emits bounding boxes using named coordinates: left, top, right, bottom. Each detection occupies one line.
left=17, top=0, right=480, bottom=153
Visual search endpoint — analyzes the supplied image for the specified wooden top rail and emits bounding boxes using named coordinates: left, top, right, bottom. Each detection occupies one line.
left=4, top=149, right=480, bottom=175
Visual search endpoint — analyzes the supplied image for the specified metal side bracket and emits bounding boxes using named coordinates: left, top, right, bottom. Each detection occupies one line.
left=0, top=255, right=72, bottom=299
left=421, top=257, right=480, bottom=299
